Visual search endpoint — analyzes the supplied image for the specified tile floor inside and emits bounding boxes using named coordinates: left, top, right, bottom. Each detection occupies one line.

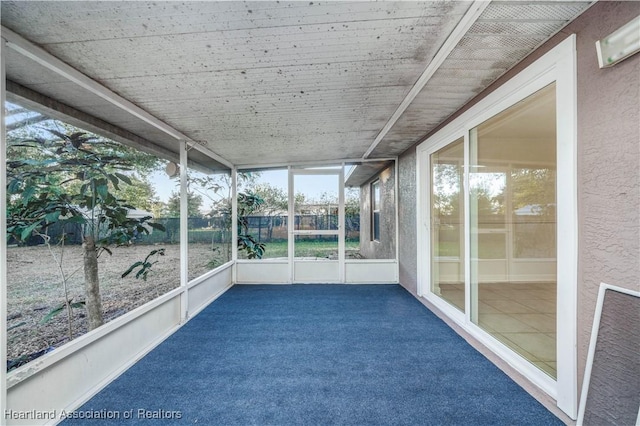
left=439, top=282, right=557, bottom=378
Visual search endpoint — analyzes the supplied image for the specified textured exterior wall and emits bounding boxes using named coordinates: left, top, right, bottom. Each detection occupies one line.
left=570, top=2, right=640, bottom=400
left=359, top=165, right=396, bottom=259
left=583, top=289, right=640, bottom=425
left=398, top=148, right=418, bottom=294
left=396, top=0, right=640, bottom=412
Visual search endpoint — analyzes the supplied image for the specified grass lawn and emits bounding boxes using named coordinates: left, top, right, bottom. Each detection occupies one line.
left=239, top=239, right=361, bottom=259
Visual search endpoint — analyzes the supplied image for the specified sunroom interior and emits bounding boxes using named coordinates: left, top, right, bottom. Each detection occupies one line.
left=0, top=1, right=601, bottom=424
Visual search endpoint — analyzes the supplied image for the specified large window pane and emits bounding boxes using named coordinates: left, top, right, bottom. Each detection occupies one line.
left=294, top=174, right=339, bottom=231
left=431, top=137, right=465, bottom=312
left=470, top=84, right=557, bottom=378
left=5, top=101, right=178, bottom=371
left=512, top=167, right=556, bottom=259
left=237, top=168, right=288, bottom=260
left=292, top=169, right=340, bottom=265
left=344, top=186, right=361, bottom=258
left=187, top=154, right=233, bottom=280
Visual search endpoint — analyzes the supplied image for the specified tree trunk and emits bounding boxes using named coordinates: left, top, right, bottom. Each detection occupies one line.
left=83, top=236, right=104, bottom=330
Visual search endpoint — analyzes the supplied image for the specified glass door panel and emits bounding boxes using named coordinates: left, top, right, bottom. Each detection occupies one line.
left=291, top=170, right=343, bottom=282
left=294, top=173, right=339, bottom=231
left=294, top=235, right=339, bottom=259
left=239, top=168, right=289, bottom=260
left=469, top=84, right=557, bottom=378
left=344, top=186, right=361, bottom=259
left=430, top=138, right=465, bottom=312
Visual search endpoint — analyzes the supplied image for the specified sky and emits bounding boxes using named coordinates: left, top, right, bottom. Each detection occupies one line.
left=149, top=168, right=342, bottom=205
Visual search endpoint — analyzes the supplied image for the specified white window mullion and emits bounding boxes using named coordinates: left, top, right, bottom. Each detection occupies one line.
left=464, top=130, right=473, bottom=324
left=287, top=166, right=294, bottom=283
left=231, top=167, right=238, bottom=283
left=1, top=35, right=9, bottom=417
left=338, top=164, right=345, bottom=283
left=179, top=140, right=188, bottom=321
left=416, top=151, right=425, bottom=297
left=555, top=35, right=579, bottom=419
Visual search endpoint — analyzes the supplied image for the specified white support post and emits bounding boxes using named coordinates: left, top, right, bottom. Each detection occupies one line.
left=1, top=35, right=9, bottom=418
left=415, top=149, right=426, bottom=297
left=338, top=164, right=346, bottom=283
left=179, top=141, right=189, bottom=322
left=394, top=158, right=400, bottom=280
left=231, top=167, right=238, bottom=283
left=288, top=166, right=294, bottom=283
left=555, top=35, right=579, bottom=418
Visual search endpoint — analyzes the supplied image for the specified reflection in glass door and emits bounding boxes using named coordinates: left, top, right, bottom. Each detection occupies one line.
left=469, top=84, right=557, bottom=378
left=291, top=168, right=343, bottom=283
left=430, top=138, right=465, bottom=312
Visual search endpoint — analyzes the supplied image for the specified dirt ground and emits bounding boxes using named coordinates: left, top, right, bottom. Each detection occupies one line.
left=6, top=243, right=229, bottom=369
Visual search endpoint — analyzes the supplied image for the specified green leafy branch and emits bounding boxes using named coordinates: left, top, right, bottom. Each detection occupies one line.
left=236, top=192, right=266, bottom=259
left=121, top=248, right=166, bottom=281
left=40, top=300, right=86, bottom=324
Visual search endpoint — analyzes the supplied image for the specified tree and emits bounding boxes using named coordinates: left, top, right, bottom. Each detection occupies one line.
left=191, top=172, right=267, bottom=259
left=166, top=190, right=204, bottom=218
left=510, top=167, right=556, bottom=213
left=65, top=173, right=159, bottom=214
left=213, top=191, right=267, bottom=259
left=236, top=192, right=267, bottom=258
left=344, top=188, right=360, bottom=238
left=249, top=183, right=286, bottom=215
left=7, top=119, right=162, bottom=175
left=7, top=130, right=165, bottom=331
left=432, top=163, right=462, bottom=217
left=249, top=183, right=288, bottom=241
left=294, top=192, right=306, bottom=207
left=345, top=188, right=360, bottom=217
left=117, top=175, right=160, bottom=212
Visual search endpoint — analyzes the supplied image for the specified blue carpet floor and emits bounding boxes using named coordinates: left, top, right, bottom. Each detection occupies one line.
left=64, top=284, right=561, bottom=425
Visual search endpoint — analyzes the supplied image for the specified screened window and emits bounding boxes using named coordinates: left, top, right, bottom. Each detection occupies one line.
left=371, top=180, right=381, bottom=241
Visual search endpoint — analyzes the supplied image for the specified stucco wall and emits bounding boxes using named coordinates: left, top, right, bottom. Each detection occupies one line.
left=583, top=289, right=640, bottom=425
left=359, top=165, right=396, bottom=259
left=397, top=0, right=640, bottom=412
left=398, top=148, right=417, bottom=293
left=571, top=2, right=640, bottom=400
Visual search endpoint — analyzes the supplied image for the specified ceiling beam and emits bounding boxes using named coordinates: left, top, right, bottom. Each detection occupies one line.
left=237, top=157, right=397, bottom=171
left=363, top=0, right=490, bottom=159
left=5, top=81, right=213, bottom=174
left=1, top=25, right=234, bottom=169
left=6, top=113, right=48, bottom=132
left=6, top=81, right=178, bottom=162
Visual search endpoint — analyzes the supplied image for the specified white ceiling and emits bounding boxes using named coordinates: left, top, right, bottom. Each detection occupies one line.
left=1, top=1, right=592, bottom=172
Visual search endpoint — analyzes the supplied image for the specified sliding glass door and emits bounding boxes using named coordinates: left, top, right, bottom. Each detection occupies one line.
left=418, top=37, right=577, bottom=417
left=425, top=84, right=558, bottom=379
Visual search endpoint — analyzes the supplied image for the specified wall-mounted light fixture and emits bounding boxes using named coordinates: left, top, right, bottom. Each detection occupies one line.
left=596, top=15, right=640, bottom=68
left=165, top=161, right=180, bottom=178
